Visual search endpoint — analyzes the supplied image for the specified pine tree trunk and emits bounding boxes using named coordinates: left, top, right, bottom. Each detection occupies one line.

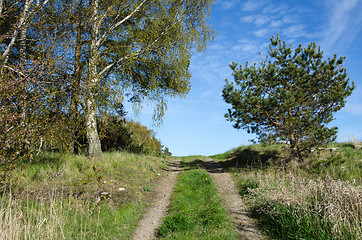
left=289, top=135, right=303, bottom=161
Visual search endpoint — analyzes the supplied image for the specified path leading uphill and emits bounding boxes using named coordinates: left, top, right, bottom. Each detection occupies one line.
left=132, top=160, right=181, bottom=240
left=132, top=158, right=265, bottom=240
left=204, top=158, right=265, bottom=240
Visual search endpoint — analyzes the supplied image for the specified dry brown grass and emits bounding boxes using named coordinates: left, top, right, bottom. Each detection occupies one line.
left=352, top=136, right=361, bottom=149
left=0, top=190, right=66, bottom=240
left=239, top=170, right=361, bottom=238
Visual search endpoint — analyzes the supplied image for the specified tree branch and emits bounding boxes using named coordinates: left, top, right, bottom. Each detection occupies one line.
left=99, top=4, right=185, bottom=77
left=1, top=0, right=50, bottom=66
left=1, top=0, right=32, bottom=65
left=3, top=65, right=26, bottom=77
left=96, top=0, right=147, bottom=47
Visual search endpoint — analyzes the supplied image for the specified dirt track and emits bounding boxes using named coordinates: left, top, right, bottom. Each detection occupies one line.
left=132, top=158, right=265, bottom=240
left=132, top=160, right=181, bottom=240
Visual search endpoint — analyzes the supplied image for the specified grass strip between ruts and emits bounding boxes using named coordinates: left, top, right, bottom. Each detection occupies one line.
left=158, top=169, right=237, bottom=240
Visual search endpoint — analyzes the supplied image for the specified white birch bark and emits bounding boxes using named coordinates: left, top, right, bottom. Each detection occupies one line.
left=1, top=0, right=32, bottom=65
left=0, top=0, right=4, bottom=16
left=86, top=0, right=102, bottom=158
left=1, top=0, right=50, bottom=66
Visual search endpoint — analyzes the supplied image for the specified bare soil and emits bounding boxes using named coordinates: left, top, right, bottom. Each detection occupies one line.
left=204, top=158, right=266, bottom=240
left=132, top=160, right=181, bottom=240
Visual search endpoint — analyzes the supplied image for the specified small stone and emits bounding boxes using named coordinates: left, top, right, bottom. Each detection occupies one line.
left=119, top=187, right=126, bottom=191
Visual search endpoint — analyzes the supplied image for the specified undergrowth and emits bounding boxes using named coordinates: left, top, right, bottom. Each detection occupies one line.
left=0, top=151, right=168, bottom=239
left=158, top=169, right=237, bottom=240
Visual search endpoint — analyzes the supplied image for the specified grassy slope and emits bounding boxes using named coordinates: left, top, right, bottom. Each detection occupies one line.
left=214, top=143, right=362, bottom=240
left=1, top=151, right=169, bottom=239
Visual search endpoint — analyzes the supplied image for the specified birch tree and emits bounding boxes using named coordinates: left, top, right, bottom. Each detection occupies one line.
left=0, top=0, right=64, bottom=167
left=0, top=0, right=50, bottom=67
left=84, top=0, right=215, bottom=158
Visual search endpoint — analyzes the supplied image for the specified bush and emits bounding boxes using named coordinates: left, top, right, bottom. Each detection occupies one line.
left=97, top=115, right=165, bottom=155
left=98, top=116, right=132, bottom=152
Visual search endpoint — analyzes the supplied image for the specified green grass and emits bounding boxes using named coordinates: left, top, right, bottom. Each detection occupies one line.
left=0, top=151, right=169, bottom=239
left=158, top=169, right=237, bottom=240
left=250, top=201, right=338, bottom=240
left=306, top=142, right=362, bottom=184
left=215, top=143, right=362, bottom=240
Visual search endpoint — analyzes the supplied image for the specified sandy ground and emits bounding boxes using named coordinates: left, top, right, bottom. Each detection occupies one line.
left=132, top=160, right=181, bottom=240
left=204, top=158, right=266, bottom=240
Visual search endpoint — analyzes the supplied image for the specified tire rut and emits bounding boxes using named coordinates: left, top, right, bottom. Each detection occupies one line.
left=204, top=158, right=266, bottom=240
left=132, top=159, right=181, bottom=240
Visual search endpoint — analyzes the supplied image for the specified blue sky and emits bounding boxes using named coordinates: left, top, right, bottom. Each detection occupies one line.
left=127, top=0, right=362, bottom=156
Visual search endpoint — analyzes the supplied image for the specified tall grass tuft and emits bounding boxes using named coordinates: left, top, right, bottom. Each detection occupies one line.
left=1, top=190, right=65, bottom=239
left=236, top=169, right=361, bottom=239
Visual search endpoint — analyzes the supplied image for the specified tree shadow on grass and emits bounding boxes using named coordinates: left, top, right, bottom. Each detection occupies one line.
left=8, top=153, right=66, bottom=172
left=181, top=159, right=205, bottom=170
left=161, top=159, right=183, bottom=172
left=220, top=148, right=280, bottom=171
left=29, top=153, right=65, bottom=168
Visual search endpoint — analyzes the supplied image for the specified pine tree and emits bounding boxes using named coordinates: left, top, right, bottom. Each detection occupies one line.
left=222, top=34, right=355, bottom=160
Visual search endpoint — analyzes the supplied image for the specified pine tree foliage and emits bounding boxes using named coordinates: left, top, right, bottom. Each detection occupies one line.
left=222, top=34, right=355, bottom=160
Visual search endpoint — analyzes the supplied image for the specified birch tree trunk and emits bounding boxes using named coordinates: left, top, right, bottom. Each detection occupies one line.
left=1, top=0, right=32, bottom=66
left=19, top=19, right=28, bottom=137
left=69, top=0, right=83, bottom=154
left=86, top=0, right=102, bottom=158
left=1, top=0, right=50, bottom=66
left=0, top=0, right=4, bottom=16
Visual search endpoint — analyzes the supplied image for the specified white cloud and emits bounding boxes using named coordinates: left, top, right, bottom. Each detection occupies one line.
left=242, top=0, right=266, bottom=11
left=282, top=14, right=299, bottom=24
left=262, top=3, right=288, bottom=15
left=342, top=102, right=362, bottom=116
left=200, top=90, right=214, bottom=98
left=241, top=15, right=255, bottom=23
left=282, top=24, right=307, bottom=39
left=254, top=15, right=271, bottom=25
left=239, top=2, right=315, bottom=42
left=208, top=43, right=227, bottom=51
left=219, top=0, right=238, bottom=10
left=270, top=20, right=283, bottom=27
left=241, top=14, right=270, bottom=26
left=322, top=0, right=362, bottom=51
left=253, top=28, right=269, bottom=38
